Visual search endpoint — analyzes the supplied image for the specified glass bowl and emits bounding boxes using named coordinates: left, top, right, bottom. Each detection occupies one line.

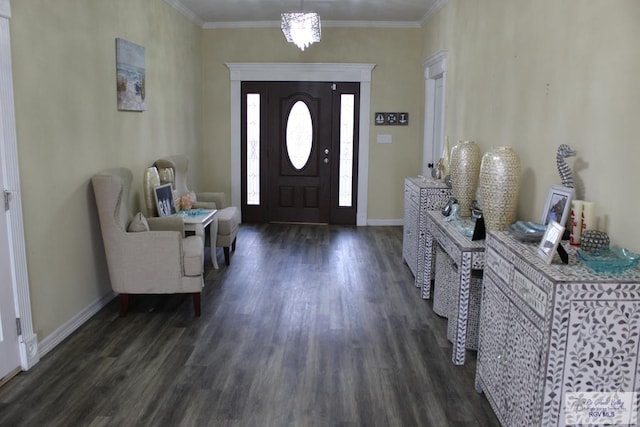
left=576, top=247, right=640, bottom=274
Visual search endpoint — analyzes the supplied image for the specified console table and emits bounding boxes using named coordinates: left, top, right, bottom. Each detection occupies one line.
left=402, top=177, right=450, bottom=289
left=476, top=230, right=640, bottom=426
left=425, top=210, right=485, bottom=365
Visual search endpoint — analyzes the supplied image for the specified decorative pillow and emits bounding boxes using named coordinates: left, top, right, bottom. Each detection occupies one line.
left=181, top=193, right=193, bottom=210
left=128, top=212, right=150, bottom=232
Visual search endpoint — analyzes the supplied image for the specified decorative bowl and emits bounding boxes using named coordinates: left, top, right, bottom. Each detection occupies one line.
left=576, top=247, right=640, bottom=274
left=509, top=221, right=546, bottom=242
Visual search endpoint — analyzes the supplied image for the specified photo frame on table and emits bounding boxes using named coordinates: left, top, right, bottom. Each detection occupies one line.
left=540, top=185, right=574, bottom=227
left=154, top=184, right=176, bottom=217
left=537, top=220, right=565, bottom=264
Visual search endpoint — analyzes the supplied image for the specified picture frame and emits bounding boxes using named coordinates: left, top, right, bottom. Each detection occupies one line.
left=540, top=184, right=574, bottom=227
left=154, top=184, right=176, bottom=217
left=116, top=38, right=146, bottom=111
left=537, top=220, right=565, bottom=264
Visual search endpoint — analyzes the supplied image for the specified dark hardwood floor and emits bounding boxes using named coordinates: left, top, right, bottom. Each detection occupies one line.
left=0, top=224, right=500, bottom=426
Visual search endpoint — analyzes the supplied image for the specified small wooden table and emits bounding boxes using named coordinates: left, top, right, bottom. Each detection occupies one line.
left=177, top=209, right=218, bottom=269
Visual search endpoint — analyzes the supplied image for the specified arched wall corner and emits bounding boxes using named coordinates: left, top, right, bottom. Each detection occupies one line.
left=226, top=63, right=376, bottom=226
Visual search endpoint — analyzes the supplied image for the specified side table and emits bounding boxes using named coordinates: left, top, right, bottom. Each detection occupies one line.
left=176, top=209, right=219, bottom=269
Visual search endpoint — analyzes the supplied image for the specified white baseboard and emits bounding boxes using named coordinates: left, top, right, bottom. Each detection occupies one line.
left=37, top=291, right=116, bottom=359
left=366, top=219, right=404, bottom=226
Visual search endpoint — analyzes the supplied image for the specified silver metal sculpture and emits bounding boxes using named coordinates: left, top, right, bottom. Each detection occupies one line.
left=556, top=144, right=576, bottom=188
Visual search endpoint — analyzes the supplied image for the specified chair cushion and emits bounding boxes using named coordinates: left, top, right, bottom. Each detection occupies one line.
left=128, top=212, right=150, bottom=232
left=182, top=235, right=204, bottom=276
left=216, top=206, right=240, bottom=235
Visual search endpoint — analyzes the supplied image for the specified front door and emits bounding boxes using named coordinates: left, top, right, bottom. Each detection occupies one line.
left=268, top=82, right=332, bottom=223
left=241, top=81, right=360, bottom=224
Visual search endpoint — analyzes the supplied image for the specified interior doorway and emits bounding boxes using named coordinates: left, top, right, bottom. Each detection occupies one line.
left=241, top=81, right=360, bottom=225
left=423, top=50, right=448, bottom=177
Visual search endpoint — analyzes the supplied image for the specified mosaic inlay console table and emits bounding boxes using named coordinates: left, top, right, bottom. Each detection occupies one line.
left=402, top=177, right=451, bottom=289
left=424, top=210, right=486, bottom=365
left=476, top=230, right=640, bottom=426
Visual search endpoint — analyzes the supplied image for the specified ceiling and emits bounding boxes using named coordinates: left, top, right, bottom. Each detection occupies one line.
left=167, top=0, right=444, bottom=27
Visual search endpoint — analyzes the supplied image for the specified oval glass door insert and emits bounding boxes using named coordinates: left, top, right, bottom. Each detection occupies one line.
left=286, top=101, right=313, bottom=170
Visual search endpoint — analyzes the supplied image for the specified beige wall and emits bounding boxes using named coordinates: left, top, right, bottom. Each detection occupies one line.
left=10, top=0, right=202, bottom=340
left=200, top=27, right=425, bottom=220
left=425, top=0, right=640, bottom=251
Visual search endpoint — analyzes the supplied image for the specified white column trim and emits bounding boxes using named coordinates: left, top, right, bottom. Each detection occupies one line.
left=0, top=0, right=9, bottom=19
left=226, top=63, right=376, bottom=226
left=0, top=1, right=39, bottom=370
left=422, top=50, right=448, bottom=176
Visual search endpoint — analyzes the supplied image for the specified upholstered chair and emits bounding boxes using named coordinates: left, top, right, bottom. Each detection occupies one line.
left=155, top=155, right=241, bottom=265
left=91, top=168, right=205, bottom=316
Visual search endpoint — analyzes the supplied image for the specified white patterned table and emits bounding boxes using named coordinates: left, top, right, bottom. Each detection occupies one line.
left=476, top=230, right=640, bottom=426
left=424, top=210, right=485, bottom=365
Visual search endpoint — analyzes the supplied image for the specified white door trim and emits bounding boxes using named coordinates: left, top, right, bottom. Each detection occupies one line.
left=422, top=50, right=448, bottom=176
left=0, top=0, right=39, bottom=370
left=226, top=63, right=376, bottom=226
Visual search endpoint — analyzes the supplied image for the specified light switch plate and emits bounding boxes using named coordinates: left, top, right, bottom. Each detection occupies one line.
left=377, top=134, right=392, bottom=144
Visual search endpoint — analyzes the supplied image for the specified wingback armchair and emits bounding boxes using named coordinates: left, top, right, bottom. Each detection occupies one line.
left=92, top=168, right=205, bottom=316
left=155, top=155, right=241, bottom=265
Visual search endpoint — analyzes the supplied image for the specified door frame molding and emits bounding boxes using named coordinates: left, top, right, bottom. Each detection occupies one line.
left=0, top=0, right=39, bottom=371
left=227, top=63, right=375, bottom=226
left=422, top=50, right=448, bottom=176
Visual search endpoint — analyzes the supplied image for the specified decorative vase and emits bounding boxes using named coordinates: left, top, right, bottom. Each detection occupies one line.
left=441, top=136, right=451, bottom=178
left=449, top=140, right=481, bottom=217
left=143, top=167, right=160, bottom=217
left=478, top=146, right=521, bottom=231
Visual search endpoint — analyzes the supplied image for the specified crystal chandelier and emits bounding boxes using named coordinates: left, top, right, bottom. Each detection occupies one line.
left=281, top=1, right=321, bottom=51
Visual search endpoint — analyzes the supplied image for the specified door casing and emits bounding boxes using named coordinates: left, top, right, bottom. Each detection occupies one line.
left=228, top=63, right=375, bottom=226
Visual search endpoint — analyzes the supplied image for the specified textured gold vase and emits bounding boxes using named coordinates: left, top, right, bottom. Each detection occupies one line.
left=450, top=140, right=481, bottom=217
left=479, top=146, right=521, bottom=231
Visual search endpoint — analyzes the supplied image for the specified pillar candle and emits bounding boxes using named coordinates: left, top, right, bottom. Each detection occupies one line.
left=581, top=201, right=596, bottom=233
left=570, top=200, right=583, bottom=246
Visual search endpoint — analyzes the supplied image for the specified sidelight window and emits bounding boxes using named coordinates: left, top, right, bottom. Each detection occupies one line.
left=339, top=94, right=354, bottom=207
left=246, top=93, right=260, bottom=205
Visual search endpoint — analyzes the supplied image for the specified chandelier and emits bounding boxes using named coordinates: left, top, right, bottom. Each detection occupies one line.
left=281, top=1, right=321, bottom=51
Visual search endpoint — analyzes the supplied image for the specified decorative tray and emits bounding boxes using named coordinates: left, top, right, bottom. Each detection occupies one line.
left=455, top=219, right=476, bottom=237
left=509, top=221, right=546, bottom=242
left=576, top=247, right=640, bottom=274
left=179, top=209, right=206, bottom=217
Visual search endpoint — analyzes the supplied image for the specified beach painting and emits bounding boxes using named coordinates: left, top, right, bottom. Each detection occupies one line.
left=116, top=38, right=145, bottom=111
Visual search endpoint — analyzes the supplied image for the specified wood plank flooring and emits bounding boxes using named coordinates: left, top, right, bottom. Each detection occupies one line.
left=0, top=224, right=500, bottom=426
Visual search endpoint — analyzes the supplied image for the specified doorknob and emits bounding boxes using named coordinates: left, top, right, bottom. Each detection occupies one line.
left=324, top=148, right=329, bottom=154
left=324, top=158, right=329, bottom=164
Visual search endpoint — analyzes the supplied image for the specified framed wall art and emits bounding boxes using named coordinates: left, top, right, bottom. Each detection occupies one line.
left=116, top=38, right=146, bottom=111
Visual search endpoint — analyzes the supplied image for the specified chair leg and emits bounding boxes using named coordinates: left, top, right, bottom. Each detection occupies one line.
left=192, top=292, right=201, bottom=317
left=119, top=294, right=129, bottom=317
left=224, top=247, right=230, bottom=266
left=232, top=237, right=237, bottom=252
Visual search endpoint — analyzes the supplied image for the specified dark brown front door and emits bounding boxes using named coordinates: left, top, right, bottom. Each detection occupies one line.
left=241, top=81, right=359, bottom=224
left=267, top=82, right=331, bottom=223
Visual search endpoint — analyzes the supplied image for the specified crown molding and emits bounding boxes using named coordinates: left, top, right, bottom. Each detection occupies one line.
left=164, top=0, right=204, bottom=27
left=421, top=0, right=448, bottom=26
left=204, top=19, right=422, bottom=30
